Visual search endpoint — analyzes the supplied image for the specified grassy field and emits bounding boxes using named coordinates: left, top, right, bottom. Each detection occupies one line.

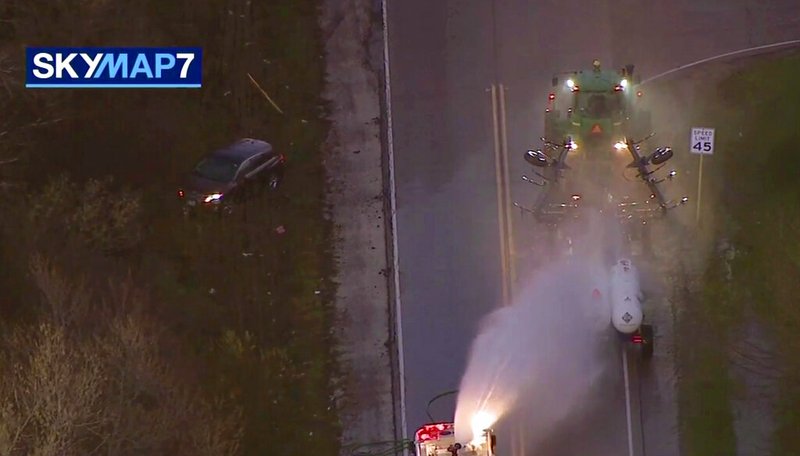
left=0, top=1, right=340, bottom=454
left=673, top=52, right=800, bottom=455
left=676, top=255, right=738, bottom=456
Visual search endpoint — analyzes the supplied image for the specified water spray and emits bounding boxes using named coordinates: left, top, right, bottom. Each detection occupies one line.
left=453, top=213, right=617, bottom=449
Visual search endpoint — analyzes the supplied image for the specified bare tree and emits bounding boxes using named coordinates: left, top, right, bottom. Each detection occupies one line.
left=0, top=257, right=243, bottom=455
left=0, top=49, right=62, bottom=189
left=28, top=254, right=93, bottom=329
left=26, top=176, right=143, bottom=256
left=0, top=324, right=105, bottom=456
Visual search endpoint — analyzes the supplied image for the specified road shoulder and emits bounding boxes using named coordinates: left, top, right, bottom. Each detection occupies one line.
left=320, top=0, right=397, bottom=451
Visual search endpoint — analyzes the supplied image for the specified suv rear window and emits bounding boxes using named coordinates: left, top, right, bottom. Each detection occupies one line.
left=193, top=156, right=240, bottom=182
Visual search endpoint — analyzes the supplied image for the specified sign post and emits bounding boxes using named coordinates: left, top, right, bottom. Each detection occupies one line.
left=690, top=127, right=715, bottom=225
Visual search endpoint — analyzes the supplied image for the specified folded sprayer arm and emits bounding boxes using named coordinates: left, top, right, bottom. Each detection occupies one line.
left=515, top=133, right=689, bottom=224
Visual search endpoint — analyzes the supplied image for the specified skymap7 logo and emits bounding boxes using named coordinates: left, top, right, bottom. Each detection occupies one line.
left=25, top=47, right=202, bottom=88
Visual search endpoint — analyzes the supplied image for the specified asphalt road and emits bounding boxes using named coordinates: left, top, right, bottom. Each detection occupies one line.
left=388, top=0, right=800, bottom=453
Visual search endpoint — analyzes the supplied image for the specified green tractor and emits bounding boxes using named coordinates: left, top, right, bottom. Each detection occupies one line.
left=543, top=59, right=651, bottom=188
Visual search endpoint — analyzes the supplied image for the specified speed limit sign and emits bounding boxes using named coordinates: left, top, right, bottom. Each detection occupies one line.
left=690, top=127, right=715, bottom=155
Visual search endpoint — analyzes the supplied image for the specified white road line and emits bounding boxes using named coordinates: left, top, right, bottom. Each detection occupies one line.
left=498, top=83, right=516, bottom=290
left=381, top=0, right=408, bottom=451
left=642, top=39, right=800, bottom=85
left=491, top=84, right=510, bottom=307
left=622, top=348, right=635, bottom=456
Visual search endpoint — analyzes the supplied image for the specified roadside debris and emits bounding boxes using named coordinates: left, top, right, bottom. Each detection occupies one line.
left=247, top=72, right=284, bottom=114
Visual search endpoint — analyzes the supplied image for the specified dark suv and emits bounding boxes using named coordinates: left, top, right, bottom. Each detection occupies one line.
left=178, top=138, right=285, bottom=214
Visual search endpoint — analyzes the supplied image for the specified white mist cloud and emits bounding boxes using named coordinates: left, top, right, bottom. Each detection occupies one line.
left=454, top=213, right=617, bottom=447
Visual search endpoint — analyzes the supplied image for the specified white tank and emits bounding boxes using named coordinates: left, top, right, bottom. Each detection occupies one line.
left=610, top=258, right=643, bottom=334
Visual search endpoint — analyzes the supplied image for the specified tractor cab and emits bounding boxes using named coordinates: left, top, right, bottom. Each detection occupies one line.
left=545, top=59, right=649, bottom=154
left=414, top=423, right=497, bottom=456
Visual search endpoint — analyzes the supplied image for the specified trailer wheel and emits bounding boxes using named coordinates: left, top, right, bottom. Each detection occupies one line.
left=641, top=324, right=654, bottom=359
